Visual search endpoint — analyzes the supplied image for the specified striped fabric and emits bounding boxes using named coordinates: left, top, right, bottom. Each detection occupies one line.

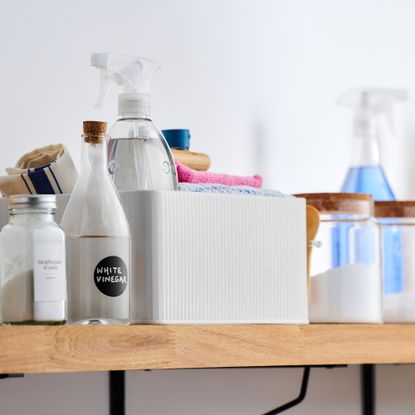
left=0, top=144, right=78, bottom=196
left=20, top=164, right=64, bottom=194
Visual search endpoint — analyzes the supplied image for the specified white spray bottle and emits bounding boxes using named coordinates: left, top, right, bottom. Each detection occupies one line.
left=91, top=53, right=177, bottom=191
left=338, top=87, right=407, bottom=201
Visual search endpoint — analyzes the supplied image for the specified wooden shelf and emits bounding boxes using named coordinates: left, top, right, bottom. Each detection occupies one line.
left=0, top=324, right=414, bottom=374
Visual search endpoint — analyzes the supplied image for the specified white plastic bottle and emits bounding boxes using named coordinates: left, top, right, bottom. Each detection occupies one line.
left=61, top=121, right=131, bottom=325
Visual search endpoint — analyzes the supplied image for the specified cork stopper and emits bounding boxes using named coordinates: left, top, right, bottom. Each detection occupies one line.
left=83, top=120, right=107, bottom=143
left=295, top=192, right=373, bottom=215
left=375, top=201, right=415, bottom=218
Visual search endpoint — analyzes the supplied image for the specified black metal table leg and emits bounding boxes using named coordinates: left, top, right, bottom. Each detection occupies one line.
left=361, top=364, right=375, bottom=415
left=261, top=367, right=311, bottom=415
left=109, top=370, right=125, bottom=415
left=0, top=374, right=24, bottom=379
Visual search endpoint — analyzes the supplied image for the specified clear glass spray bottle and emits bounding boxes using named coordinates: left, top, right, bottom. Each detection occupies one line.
left=61, top=121, right=130, bottom=325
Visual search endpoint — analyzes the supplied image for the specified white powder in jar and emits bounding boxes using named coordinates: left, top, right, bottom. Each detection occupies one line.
left=309, top=263, right=382, bottom=323
left=2, top=270, right=34, bottom=323
left=384, top=292, right=415, bottom=322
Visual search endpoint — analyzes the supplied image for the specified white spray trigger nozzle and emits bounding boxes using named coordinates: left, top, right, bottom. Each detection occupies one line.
left=94, top=69, right=116, bottom=109
left=91, top=53, right=161, bottom=117
left=337, top=87, right=408, bottom=139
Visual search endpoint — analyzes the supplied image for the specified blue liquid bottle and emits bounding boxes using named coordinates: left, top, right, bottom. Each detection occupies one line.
left=339, top=88, right=405, bottom=203
left=342, top=166, right=395, bottom=201
left=338, top=88, right=407, bottom=292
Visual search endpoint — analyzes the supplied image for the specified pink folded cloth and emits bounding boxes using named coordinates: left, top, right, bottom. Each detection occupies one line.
left=176, top=161, right=263, bottom=188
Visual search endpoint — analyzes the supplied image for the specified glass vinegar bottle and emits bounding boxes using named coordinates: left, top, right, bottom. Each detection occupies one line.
left=61, top=121, right=131, bottom=325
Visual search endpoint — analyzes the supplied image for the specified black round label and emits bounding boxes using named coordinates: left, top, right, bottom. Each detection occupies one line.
left=94, top=256, right=128, bottom=297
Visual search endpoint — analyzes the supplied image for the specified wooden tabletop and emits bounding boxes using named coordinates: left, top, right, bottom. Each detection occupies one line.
left=0, top=324, right=413, bottom=374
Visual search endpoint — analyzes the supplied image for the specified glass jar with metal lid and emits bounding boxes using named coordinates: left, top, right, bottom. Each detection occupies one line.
left=375, top=201, right=415, bottom=322
left=0, top=195, right=67, bottom=324
left=296, top=193, right=382, bottom=323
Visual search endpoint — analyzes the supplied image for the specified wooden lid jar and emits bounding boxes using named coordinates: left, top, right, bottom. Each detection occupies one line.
left=295, top=192, right=373, bottom=219
left=375, top=201, right=415, bottom=322
left=295, top=192, right=382, bottom=323
left=375, top=201, right=415, bottom=219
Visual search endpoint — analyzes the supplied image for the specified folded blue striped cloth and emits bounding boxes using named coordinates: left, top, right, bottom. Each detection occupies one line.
left=178, top=182, right=292, bottom=197
left=0, top=144, right=78, bottom=196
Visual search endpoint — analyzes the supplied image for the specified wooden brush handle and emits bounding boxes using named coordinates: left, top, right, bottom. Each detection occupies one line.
left=172, top=149, right=211, bottom=171
left=306, top=205, right=320, bottom=300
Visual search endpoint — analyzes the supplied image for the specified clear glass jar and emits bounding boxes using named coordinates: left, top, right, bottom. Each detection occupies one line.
left=297, top=193, right=382, bottom=323
left=375, top=201, right=415, bottom=322
left=0, top=195, right=67, bottom=324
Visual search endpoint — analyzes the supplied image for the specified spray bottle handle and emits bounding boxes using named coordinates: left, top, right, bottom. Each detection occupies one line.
left=95, top=69, right=116, bottom=109
left=377, top=103, right=399, bottom=141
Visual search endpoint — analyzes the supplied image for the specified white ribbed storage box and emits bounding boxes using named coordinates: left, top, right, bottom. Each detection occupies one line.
left=0, top=191, right=308, bottom=324
left=122, top=191, right=308, bottom=323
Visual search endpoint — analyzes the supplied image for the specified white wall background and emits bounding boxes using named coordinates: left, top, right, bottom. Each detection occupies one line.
left=1, top=0, right=415, bottom=414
